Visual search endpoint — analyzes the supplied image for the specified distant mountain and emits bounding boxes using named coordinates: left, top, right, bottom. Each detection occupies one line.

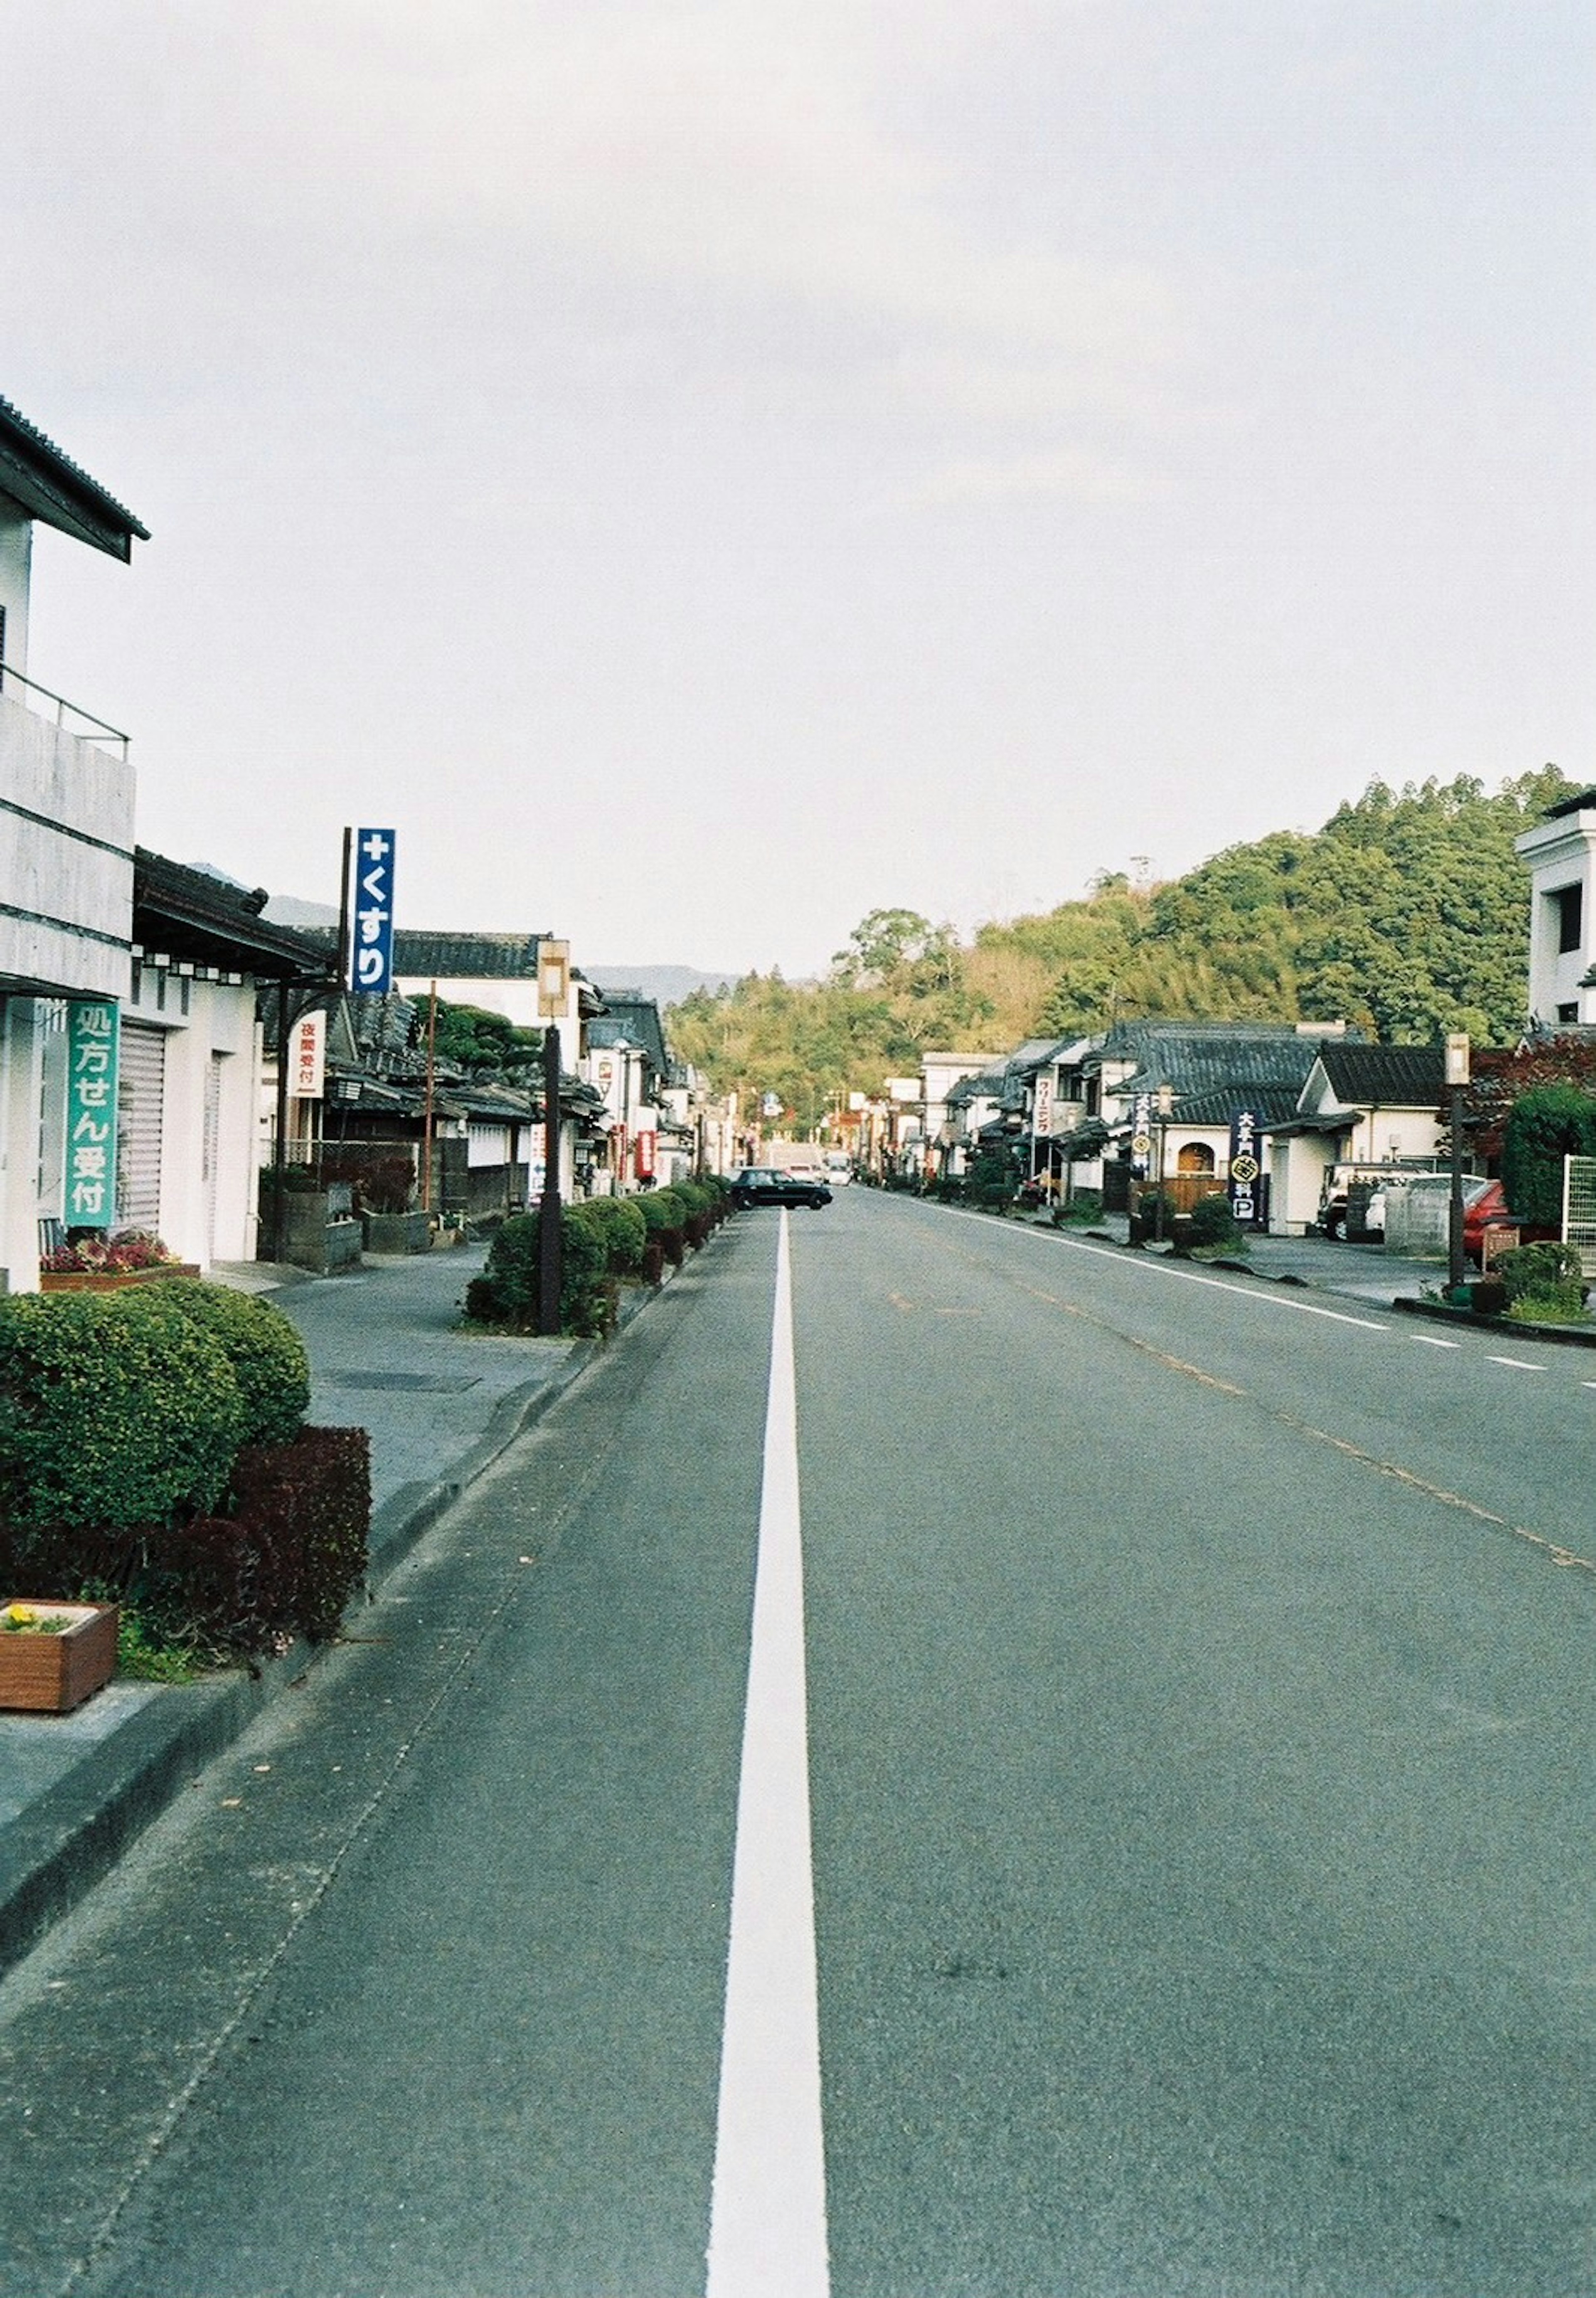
left=263, top=894, right=340, bottom=929
left=589, top=966, right=739, bottom=1009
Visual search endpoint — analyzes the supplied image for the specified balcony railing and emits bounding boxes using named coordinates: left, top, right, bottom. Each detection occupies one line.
left=0, top=658, right=130, bottom=760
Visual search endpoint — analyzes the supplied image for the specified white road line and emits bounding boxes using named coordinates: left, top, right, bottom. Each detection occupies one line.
left=707, top=1213, right=830, bottom=2298
left=1486, top=1355, right=1546, bottom=1372
left=1412, top=1335, right=1463, bottom=1349
left=1027, top=1224, right=1392, bottom=1331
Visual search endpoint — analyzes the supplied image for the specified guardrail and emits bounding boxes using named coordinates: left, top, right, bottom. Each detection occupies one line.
left=0, top=658, right=130, bottom=759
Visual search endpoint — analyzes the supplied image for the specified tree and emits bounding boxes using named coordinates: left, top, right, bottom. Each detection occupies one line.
left=1501, top=1082, right=1596, bottom=1225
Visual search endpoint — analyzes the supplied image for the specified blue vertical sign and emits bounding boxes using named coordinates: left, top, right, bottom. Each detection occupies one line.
left=64, top=1000, right=120, bottom=1229
left=349, top=828, right=397, bottom=993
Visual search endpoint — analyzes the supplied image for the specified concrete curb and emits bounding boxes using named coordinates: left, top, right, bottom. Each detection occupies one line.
left=1390, top=1296, right=1596, bottom=1349
left=0, top=1252, right=699, bottom=1979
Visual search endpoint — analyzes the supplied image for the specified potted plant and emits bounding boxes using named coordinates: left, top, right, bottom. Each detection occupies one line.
left=0, top=1600, right=120, bottom=1712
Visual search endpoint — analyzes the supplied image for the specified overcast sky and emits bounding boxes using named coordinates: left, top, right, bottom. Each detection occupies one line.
left=7, top=2, right=1591, bottom=977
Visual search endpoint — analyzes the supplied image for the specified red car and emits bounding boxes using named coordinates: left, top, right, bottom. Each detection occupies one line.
left=1463, top=1177, right=1512, bottom=1264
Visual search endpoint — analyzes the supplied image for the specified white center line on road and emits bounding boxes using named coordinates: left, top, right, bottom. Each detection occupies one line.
left=1486, top=1355, right=1547, bottom=1372
left=707, top=1212, right=830, bottom=2298
left=1412, top=1335, right=1463, bottom=1349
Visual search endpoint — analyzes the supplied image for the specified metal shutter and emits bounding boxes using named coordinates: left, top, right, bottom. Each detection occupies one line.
left=117, top=1022, right=166, bottom=1231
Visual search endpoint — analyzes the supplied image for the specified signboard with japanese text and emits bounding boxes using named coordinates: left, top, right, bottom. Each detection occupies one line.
left=1229, top=1109, right=1262, bottom=1227
left=64, top=1000, right=120, bottom=1229
left=290, top=1010, right=325, bottom=1100
left=1130, top=1093, right=1152, bottom=1178
left=1033, top=1074, right=1054, bottom=1137
left=349, top=828, right=397, bottom=993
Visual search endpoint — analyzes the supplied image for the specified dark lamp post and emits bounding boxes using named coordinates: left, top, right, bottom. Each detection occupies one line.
left=1445, top=1033, right=1470, bottom=1297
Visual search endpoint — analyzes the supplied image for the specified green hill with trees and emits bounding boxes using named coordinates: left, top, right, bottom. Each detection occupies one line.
left=669, top=768, right=1576, bottom=1132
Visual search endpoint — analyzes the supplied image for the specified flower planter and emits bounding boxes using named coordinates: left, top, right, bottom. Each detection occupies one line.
left=0, top=1602, right=120, bottom=1713
left=40, top=1264, right=200, bottom=1293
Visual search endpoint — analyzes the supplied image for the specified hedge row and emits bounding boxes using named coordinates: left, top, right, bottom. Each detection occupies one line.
left=0, top=1281, right=366, bottom=1659
left=465, top=1178, right=731, bottom=1336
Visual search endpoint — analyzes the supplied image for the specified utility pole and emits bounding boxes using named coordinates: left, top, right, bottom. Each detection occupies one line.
left=536, top=942, right=571, bottom=1336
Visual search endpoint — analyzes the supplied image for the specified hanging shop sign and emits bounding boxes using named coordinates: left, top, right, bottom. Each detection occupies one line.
left=1229, top=1109, right=1262, bottom=1227
left=64, top=1000, right=120, bottom=1229
left=349, top=828, right=397, bottom=993
left=290, top=1010, right=326, bottom=1099
left=1130, top=1093, right=1153, bottom=1178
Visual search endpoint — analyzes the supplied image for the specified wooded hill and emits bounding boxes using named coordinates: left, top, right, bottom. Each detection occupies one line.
left=669, top=768, right=1578, bottom=1135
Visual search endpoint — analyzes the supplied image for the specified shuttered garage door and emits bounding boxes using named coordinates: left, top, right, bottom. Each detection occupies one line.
left=117, top=1022, right=166, bottom=1231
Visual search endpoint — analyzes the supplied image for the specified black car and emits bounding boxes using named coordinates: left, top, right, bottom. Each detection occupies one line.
left=730, top=1165, right=833, bottom=1210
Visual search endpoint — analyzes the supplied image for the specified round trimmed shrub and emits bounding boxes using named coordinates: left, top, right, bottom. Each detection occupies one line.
left=0, top=1289, right=245, bottom=1530
left=1184, top=1192, right=1244, bottom=1250
left=465, top=1206, right=618, bottom=1336
left=576, top=1196, right=648, bottom=1277
left=145, top=1278, right=310, bottom=1446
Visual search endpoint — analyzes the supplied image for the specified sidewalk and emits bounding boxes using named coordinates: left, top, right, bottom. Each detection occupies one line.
left=0, top=1242, right=594, bottom=1976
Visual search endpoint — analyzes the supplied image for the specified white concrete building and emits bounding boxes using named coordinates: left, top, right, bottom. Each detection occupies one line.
left=0, top=396, right=146, bottom=1293
left=1516, top=787, right=1596, bottom=1028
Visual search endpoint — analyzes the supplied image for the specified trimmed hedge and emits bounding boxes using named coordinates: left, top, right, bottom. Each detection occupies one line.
left=577, top=1196, right=648, bottom=1277
left=0, top=1289, right=244, bottom=1533
left=163, top=1427, right=372, bottom=1649
left=0, top=1426, right=372, bottom=1659
left=1502, top=1084, right=1596, bottom=1226
left=636, top=1188, right=690, bottom=1266
left=465, top=1205, right=618, bottom=1336
left=145, top=1278, right=310, bottom=1447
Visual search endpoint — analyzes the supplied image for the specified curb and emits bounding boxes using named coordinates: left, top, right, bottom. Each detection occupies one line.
left=0, top=1249, right=704, bottom=1979
left=1390, top=1296, right=1596, bottom=1349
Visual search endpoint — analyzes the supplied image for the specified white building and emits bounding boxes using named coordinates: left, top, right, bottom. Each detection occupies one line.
left=1516, top=787, right=1596, bottom=1029
left=0, top=396, right=146, bottom=1293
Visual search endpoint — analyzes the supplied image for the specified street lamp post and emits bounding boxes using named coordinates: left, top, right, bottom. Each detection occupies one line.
left=1446, top=1032, right=1471, bottom=1297
left=1154, top=1083, right=1173, bottom=1244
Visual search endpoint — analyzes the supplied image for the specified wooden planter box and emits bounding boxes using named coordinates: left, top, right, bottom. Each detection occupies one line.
left=0, top=1603, right=119, bottom=1713
left=40, top=1264, right=199, bottom=1293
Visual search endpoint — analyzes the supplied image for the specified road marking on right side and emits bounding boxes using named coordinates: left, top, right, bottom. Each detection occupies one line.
left=1412, top=1335, right=1462, bottom=1349
left=1486, top=1356, right=1547, bottom=1372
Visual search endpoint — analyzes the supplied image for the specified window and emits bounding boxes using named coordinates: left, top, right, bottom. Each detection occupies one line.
left=1559, top=1003, right=1579, bottom=1024
left=1552, top=882, right=1584, bottom=955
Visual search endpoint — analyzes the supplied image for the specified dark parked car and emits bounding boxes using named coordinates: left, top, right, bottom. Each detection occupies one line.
left=730, top=1166, right=833, bottom=1210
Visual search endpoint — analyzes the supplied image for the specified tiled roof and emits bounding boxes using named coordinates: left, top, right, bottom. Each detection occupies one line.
left=133, top=850, right=329, bottom=982
left=0, top=394, right=149, bottom=559
left=586, top=995, right=669, bottom=1071
left=391, top=932, right=547, bottom=980
left=1316, top=1043, right=1445, bottom=1107
left=1168, top=1082, right=1307, bottom=1128
left=1111, top=1032, right=1324, bottom=1098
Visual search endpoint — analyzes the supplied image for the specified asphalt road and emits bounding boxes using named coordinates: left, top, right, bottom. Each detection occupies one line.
left=0, top=1191, right=1592, bottom=2296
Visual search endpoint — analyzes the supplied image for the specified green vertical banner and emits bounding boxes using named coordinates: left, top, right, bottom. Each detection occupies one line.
left=64, top=999, right=120, bottom=1229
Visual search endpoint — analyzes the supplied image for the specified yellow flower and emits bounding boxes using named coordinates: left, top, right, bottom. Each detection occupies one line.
left=5, top=1604, right=37, bottom=1629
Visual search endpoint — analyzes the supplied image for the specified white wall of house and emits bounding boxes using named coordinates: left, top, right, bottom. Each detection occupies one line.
left=122, top=966, right=263, bottom=1267
left=1269, top=1136, right=1335, bottom=1234
left=1516, top=806, right=1596, bottom=1027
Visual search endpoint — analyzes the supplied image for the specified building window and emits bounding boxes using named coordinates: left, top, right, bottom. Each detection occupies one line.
left=1559, top=1002, right=1579, bottom=1024
left=1552, top=883, right=1584, bottom=955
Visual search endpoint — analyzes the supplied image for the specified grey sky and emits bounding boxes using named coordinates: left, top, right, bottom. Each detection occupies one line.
left=7, top=2, right=1591, bottom=977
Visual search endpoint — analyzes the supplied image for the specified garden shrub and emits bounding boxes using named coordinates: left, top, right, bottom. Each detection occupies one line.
left=159, top=1426, right=372, bottom=1650
left=1052, top=1188, right=1103, bottom=1225
left=1184, top=1192, right=1244, bottom=1251
left=145, top=1278, right=310, bottom=1447
left=577, top=1196, right=648, bottom=1277
left=1501, top=1084, right=1596, bottom=1226
left=637, top=1188, right=689, bottom=1265
left=0, top=1290, right=244, bottom=1533
left=465, top=1206, right=618, bottom=1336
left=966, top=1152, right=1017, bottom=1213
left=17, top=1426, right=375, bottom=1661
left=1494, top=1239, right=1586, bottom=1320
